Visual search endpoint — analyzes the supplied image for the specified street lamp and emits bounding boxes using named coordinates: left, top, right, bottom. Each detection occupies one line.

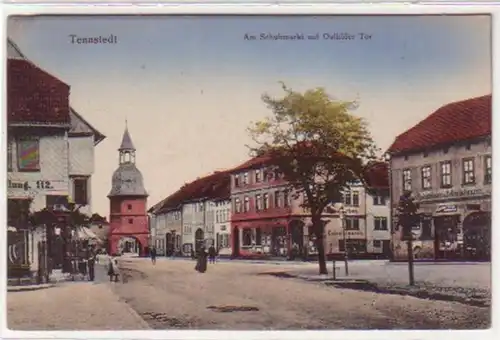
left=338, top=204, right=349, bottom=276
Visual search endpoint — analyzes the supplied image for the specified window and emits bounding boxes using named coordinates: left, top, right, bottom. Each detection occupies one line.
left=345, top=218, right=360, bottom=230
left=440, top=161, right=452, bottom=188
left=255, top=194, right=262, bottom=211
left=234, top=198, right=241, bottom=213
left=263, top=193, right=269, bottom=210
left=255, top=169, right=262, bottom=183
left=242, top=228, right=252, bottom=246
left=216, top=211, right=219, bottom=223
left=421, top=166, right=432, bottom=190
left=352, top=191, right=359, bottom=207
left=244, top=196, right=250, bottom=212
left=7, top=140, right=13, bottom=171
left=283, top=191, right=290, bottom=207
left=462, top=158, right=475, bottom=185
left=402, top=169, right=412, bottom=191
left=73, top=177, right=89, bottom=205
left=243, top=172, right=249, bottom=185
left=373, top=240, right=382, bottom=248
left=127, top=204, right=132, bottom=210
left=274, top=191, right=281, bottom=208
left=234, top=175, right=240, bottom=187
left=485, top=155, right=492, bottom=184
left=374, top=217, right=388, bottom=231
left=255, top=228, right=262, bottom=246
left=17, top=138, right=41, bottom=171
left=344, top=191, right=352, bottom=205
left=373, top=194, right=386, bottom=206
left=128, top=218, right=133, bottom=224
left=199, top=202, right=204, bottom=212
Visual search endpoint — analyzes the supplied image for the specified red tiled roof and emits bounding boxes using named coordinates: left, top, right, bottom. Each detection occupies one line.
left=156, top=171, right=231, bottom=214
left=362, top=161, right=389, bottom=189
left=8, top=59, right=70, bottom=125
left=388, top=95, right=492, bottom=154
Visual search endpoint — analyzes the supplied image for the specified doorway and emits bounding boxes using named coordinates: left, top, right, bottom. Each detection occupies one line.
left=165, top=232, right=173, bottom=256
left=433, top=215, right=459, bottom=259
left=232, top=226, right=240, bottom=257
left=194, top=228, right=205, bottom=252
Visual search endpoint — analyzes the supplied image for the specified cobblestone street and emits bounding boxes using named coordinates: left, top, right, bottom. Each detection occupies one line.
left=111, top=258, right=490, bottom=330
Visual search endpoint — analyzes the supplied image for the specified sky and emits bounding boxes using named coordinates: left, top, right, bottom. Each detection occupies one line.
left=7, top=15, right=492, bottom=217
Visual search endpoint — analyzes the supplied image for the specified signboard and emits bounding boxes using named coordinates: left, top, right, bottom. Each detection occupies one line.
left=435, top=204, right=458, bottom=214
left=7, top=179, right=68, bottom=198
left=416, top=188, right=490, bottom=201
left=327, top=230, right=364, bottom=238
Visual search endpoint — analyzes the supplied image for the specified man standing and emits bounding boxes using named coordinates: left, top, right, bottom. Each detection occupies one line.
left=208, top=245, right=216, bottom=264
left=87, top=247, right=96, bottom=281
left=150, top=246, right=157, bottom=265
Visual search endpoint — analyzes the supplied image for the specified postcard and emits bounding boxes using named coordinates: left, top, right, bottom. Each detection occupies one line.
left=5, top=14, right=491, bottom=332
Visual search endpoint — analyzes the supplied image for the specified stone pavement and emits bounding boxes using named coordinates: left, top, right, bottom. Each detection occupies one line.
left=7, top=264, right=150, bottom=330
left=282, top=260, right=491, bottom=289
left=112, top=258, right=490, bottom=330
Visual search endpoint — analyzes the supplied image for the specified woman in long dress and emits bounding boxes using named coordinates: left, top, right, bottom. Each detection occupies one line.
left=195, top=246, right=208, bottom=273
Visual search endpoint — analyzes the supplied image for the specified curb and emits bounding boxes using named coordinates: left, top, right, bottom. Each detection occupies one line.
left=8, top=283, right=55, bottom=292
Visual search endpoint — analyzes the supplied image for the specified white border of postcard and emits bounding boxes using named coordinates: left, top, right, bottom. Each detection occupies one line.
left=0, top=2, right=498, bottom=340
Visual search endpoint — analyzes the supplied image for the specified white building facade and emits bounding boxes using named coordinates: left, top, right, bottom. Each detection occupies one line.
left=214, top=199, right=231, bottom=255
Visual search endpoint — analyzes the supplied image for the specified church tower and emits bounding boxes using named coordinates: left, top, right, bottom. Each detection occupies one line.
left=108, top=123, right=149, bottom=256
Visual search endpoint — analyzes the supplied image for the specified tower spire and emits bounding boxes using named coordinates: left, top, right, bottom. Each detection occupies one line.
left=118, top=123, right=136, bottom=164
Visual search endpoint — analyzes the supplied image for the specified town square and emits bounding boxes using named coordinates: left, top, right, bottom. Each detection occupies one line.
left=4, top=14, right=492, bottom=331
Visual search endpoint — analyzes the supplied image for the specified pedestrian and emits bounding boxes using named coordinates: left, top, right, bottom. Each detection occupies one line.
left=150, top=246, right=157, bottom=265
left=87, top=247, right=96, bottom=281
left=208, top=245, right=216, bottom=264
left=107, top=255, right=120, bottom=282
left=195, top=246, right=208, bottom=273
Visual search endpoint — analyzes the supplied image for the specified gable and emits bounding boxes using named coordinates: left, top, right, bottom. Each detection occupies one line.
left=69, top=108, right=106, bottom=145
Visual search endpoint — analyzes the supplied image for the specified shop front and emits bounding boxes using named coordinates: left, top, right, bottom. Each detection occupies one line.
left=393, top=187, right=491, bottom=261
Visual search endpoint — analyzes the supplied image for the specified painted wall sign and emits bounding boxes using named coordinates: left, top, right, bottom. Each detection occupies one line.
left=416, top=188, right=490, bottom=201
left=435, top=204, right=458, bottom=214
left=327, top=230, right=364, bottom=237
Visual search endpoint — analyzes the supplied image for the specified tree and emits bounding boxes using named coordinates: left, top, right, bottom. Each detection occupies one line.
left=396, top=190, right=420, bottom=285
left=248, top=83, right=378, bottom=274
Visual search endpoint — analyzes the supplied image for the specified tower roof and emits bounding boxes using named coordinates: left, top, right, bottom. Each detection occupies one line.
left=119, top=124, right=136, bottom=151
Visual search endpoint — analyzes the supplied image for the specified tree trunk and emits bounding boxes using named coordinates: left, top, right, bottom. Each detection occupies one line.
left=312, top=216, right=328, bottom=275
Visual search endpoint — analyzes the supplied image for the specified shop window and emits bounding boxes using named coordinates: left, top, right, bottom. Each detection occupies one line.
left=242, top=228, right=252, bottom=246
left=255, top=228, right=262, bottom=246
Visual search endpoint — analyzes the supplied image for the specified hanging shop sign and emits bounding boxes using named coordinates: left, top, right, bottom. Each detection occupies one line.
left=416, top=188, right=490, bottom=201
left=435, top=204, right=458, bottom=214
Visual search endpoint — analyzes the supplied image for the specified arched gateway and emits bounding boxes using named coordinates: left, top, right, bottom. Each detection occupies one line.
left=108, top=123, right=149, bottom=256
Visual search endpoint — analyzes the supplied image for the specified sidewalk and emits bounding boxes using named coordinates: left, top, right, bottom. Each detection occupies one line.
left=7, top=280, right=150, bottom=330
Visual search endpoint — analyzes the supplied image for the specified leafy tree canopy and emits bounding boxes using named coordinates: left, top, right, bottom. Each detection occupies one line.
left=248, top=83, right=379, bottom=215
